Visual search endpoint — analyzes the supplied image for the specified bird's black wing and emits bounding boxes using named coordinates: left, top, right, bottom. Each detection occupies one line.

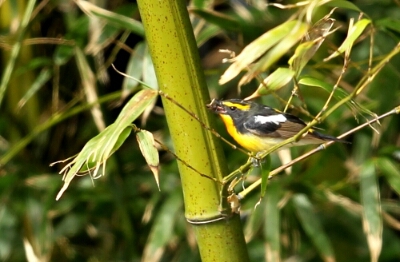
left=243, top=110, right=310, bottom=139
left=243, top=114, right=281, bottom=137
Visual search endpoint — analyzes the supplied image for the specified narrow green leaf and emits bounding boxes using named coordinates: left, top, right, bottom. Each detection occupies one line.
left=292, top=194, right=335, bottom=262
left=86, top=4, right=138, bottom=54
left=190, top=8, right=240, bottom=32
left=247, top=67, right=294, bottom=99
left=76, top=0, right=144, bottom=36
left=56, top=89, right=158, bottom=200
left=377, top=157, right=400, bottom=195
left=142, top=46, right=158, bottom=90
left=136, top=130, right=160, bottom=190
left=376, top=18, right=400, bottom=33
left=244, top=200, right=266, bottom=241
left=298, top=76, right=376, bottom=117
left=360, top=161, right=382, bottom=262
left=121, top=42, right=157, bottom=99
left=290, top=17, right=335, bottom=75
left=75, top=47, right=105, bottom=131
left=0, top=0, right=37, bottom=106
left=220, top=20, right=306, bottom=85
left=196, top=23, right=221, bottom=47
left=122, top=42, right=146, bottom=97
left=325, top=18, right=371, bottom=61
left=324, top=0, right=363, bottom=12
left=18, top=68, right=52, bottom=109
left=261, top=155, right=271, bottom=197
left=264, top=182, right=280, bottom=262
left=142, top=191, right=182, bottom=261
left=299, top=76, right=350, bottom=101
left=289, top=41, right=315, bottom=72
left=239, top=22, right=308, bottom=86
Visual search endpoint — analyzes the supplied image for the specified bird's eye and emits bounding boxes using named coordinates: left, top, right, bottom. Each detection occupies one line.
left=229, top=106, right=237, bottom=111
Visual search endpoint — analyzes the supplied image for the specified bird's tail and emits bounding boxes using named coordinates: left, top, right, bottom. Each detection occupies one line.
left=311, top=130, right=351, bottom=144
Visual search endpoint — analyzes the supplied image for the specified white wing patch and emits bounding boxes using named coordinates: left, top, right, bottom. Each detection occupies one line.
left=254, top=114, right=287, bottom=125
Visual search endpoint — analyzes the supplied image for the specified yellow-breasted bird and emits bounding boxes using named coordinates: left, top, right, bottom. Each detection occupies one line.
left=207, top=99, right=349, bottom=153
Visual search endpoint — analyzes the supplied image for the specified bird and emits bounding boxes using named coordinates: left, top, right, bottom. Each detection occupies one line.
left=206, top=98, right=349, bottom=153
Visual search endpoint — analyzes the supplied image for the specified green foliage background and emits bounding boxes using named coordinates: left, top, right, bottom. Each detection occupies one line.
left=0, top=0, right=400, bottom=261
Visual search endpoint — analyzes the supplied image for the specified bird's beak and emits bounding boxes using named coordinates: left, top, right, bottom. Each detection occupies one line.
left=206, top=99, right=226, bottom=114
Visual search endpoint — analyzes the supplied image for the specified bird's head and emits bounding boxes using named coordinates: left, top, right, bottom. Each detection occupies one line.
left=206, top=99, right=259, bottom=120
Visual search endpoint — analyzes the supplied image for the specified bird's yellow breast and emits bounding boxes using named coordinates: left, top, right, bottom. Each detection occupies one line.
left=219, top=114, right=282, bottom=153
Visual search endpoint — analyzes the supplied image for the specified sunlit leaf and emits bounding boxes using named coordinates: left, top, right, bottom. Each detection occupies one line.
left=359, top=161, right=382, bottom=262
left=238, top=22, right=308, bottom=86
left=245, top=67, right=294, bottom=100
left=136, top=130, right=160, bottom=190
left=292, top=194, right=335, bottom=262
left=290, top=16, right=335, bottom=75
left=219, top=20, right=307, bottom=85
left=142, top=46, right=158, bottom=90
left=325, top=18, right=371, bottom=61
left=122, top=42, right=146, bottom=98
left=55, top=89, right=158, bottom=200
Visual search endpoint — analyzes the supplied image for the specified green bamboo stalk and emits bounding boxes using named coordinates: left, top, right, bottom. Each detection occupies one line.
left=136, top=1, right=249, bottom=261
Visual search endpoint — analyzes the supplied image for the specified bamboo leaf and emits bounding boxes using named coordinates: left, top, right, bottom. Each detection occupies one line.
left=56, top=89, right=158, bottom=200
left=75, top=47, right=105, bottom=131
left=377, top=157, right=400, bottom=195
left=238, top=21, right=308, bottom=86
left=244, top=199, right=266, bottom=241
left=261, top=155, right=271, bottom=197
left=136, top=130, right=160, bottom=190
left=289, top=17, right=335, bottom=75
left=142, top=191, right=182, bottom=262
left=142, top=45, right=158, bottom=90
left=18, top=68, right=52, bottom=109
left=298, top=76, right=376, bottom=118
left=219, top=20, right=307, bottom=85
left=264, top=182, right=280, bottom=262
left=122, top=42, right=147, bottom=97
left=376, top=18, right=400, bottom=33
left=324, top=0, right=363, bottom=12
left=292, top=194, right=335, bottom=262
left=325, top=18, right=371, bottom=61
left=0, top=0, right=37, bottom=106
left=246, top=67, right=294, bottom=99
left=76, top=0, right=144, bottom=36
left=196, top=24, right=221, bottom=47
left=190, top=8, right=240, bottom=32
left=360, top=161, right=382, bottom=262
